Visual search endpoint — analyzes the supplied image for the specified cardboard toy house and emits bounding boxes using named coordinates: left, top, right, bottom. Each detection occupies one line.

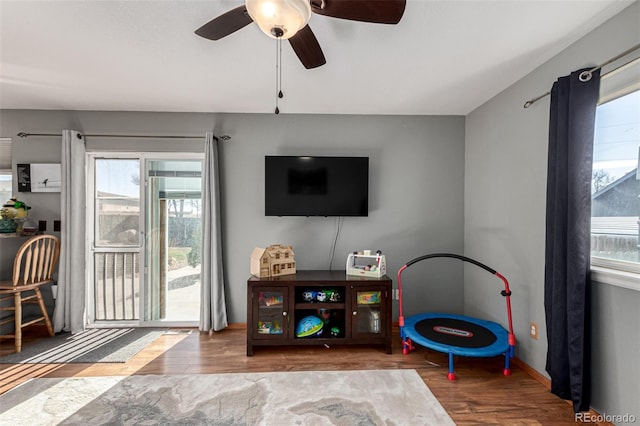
left=250, top=244, right=296, bottom=278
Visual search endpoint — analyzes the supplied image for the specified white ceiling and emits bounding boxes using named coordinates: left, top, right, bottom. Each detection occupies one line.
left=0, top=0, right=634, bottom=115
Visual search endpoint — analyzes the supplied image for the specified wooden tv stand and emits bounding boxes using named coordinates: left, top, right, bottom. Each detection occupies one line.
left=247, top=270, right=392, bottom=356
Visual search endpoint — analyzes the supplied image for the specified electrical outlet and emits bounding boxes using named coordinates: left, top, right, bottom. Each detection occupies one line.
left=393, top=289, right=399, bottom=300
left=530, top=322, right=538, bottom=340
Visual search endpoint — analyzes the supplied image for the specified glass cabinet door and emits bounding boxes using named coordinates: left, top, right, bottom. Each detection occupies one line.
left=352, top=288, right=385, bottom=337
left=253, top=288, right=288, bottom=339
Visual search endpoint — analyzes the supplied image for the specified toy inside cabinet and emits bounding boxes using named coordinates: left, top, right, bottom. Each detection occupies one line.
left=346, top=250, right=386, bottom=277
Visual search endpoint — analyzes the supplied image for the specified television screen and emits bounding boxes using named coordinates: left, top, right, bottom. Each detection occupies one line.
left=265, top=156, right=369, bottom=217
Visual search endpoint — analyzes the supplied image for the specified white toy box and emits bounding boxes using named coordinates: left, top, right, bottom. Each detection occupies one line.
left=346, top=251, right=387, bottom=278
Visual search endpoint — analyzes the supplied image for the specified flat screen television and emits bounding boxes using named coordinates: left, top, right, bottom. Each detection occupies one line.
left=265, top=156, right=369, bottom=217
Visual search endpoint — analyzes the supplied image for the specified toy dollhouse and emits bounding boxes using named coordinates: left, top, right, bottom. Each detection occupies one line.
left=250, top=244, right=296, bottom=278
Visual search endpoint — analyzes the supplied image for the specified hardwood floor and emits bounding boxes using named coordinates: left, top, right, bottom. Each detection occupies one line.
left=0, top=325, right=610, bottom=425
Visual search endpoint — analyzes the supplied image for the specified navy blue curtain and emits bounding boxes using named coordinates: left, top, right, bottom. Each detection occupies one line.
left=544, top=68, right=600, bottom=413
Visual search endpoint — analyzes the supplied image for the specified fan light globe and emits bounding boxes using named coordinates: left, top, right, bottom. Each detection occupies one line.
left=246, top=0, right=312, bottom=39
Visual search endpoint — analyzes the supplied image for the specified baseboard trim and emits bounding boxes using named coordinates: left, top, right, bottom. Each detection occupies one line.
left=226, top=322, right=246, bottom=330
left=512, top=357, right=550, bottom=389
left=512, top=357, right=612, bottom=425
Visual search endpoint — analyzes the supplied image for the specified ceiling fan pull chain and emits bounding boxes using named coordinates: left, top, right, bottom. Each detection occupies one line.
left=275, top=37, right=283, bottom=115
left=279, top=37, right=284, bottom=100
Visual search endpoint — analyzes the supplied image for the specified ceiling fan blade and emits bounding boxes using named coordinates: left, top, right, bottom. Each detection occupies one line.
left=195, top=5, right=253, bottom=40
left=311, top=0, right=406, bottom=24
left=289, top=25, right=326, bottom=69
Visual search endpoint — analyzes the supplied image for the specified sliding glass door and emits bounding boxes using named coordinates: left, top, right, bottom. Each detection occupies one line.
left=87, top=154, right=203, bottom=326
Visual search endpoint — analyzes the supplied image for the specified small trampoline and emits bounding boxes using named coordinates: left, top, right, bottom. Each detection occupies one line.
left=398, top=253, right=516, bottom=380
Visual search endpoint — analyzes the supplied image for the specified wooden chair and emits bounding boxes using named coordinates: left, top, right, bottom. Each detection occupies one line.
left=0, top=235, right=60, bottom=353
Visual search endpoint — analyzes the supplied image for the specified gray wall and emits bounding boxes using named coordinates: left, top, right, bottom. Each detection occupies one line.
left=464, top=1, right=639, bottom=420
left=591, top=282, right=640, bottom=420
left=0, top=110, right=466, bottom=325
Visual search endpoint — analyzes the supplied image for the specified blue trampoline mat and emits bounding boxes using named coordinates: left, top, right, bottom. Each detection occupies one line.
left=403, top=312, right=509, bottom=358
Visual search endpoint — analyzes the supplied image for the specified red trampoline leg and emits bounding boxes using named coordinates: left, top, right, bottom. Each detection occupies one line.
left=402, top=338, right=414, bottom=355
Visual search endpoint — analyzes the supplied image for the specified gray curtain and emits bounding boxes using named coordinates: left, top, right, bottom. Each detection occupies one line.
left=54, top=130, right=86, bottom=333
left=544, top=68, right=600, bottom=413
left=199, top=132, right=228, bottom=332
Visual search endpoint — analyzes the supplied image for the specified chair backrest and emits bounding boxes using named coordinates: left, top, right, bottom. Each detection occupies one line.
left=12, top=235, right=61, bottom=287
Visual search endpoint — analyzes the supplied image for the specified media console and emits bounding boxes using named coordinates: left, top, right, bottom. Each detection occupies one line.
left=247, top=270, right=392, bottom=356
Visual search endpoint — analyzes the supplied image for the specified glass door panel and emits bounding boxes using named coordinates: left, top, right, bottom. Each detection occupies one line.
left=92, top=158, right=141, bottom=321
left=254, top=288, right=288, bottom=339
left=144, top=159, right=203, bottom=322
left=355, top=290, right=382, bottom=335
left=256, top=290, right=286, bottom=336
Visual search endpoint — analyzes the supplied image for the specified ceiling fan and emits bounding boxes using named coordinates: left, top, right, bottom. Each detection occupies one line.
left=195, top=0, right=407, bottom=69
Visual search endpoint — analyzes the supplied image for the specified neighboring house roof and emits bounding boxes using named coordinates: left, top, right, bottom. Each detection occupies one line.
left=592, top=168, right=639, bottom=217
left=592, top=168, right=638, bottom=198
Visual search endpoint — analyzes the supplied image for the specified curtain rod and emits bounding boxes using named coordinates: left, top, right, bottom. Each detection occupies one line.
left=16, top=132, right=231, bottom=140
left=523, top=43, right=640, bottom=108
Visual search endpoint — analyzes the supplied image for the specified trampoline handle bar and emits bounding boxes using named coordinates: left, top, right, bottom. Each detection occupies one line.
left=496, top=271, right=516, bottom=347
left=397, top=253, right=516, bottom=348
left=404, top=253, right=497, bottom=274
left=397, top=264, right=408, bottom=324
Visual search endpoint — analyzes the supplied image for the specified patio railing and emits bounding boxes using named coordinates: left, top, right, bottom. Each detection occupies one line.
left=93, top=251, right=139, bottom=321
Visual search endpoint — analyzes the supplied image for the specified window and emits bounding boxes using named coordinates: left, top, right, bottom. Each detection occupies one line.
left=0, top=138, right=12, bottom=202
left=0, top=173, right=11, bottom=204
left=591, top=87, right=640, bottom=285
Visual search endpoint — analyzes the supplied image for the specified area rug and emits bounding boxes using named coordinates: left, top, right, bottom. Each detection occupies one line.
left=0, top=369, right=455, bottom=425
left=0, top=328, right=165, bottom=364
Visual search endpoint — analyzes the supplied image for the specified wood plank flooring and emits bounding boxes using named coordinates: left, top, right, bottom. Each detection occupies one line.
left=0, top=325, right=610, bottom=425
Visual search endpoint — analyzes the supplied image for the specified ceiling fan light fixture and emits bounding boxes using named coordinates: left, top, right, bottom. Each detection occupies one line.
left=246, top=0, right=312, bottom=39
